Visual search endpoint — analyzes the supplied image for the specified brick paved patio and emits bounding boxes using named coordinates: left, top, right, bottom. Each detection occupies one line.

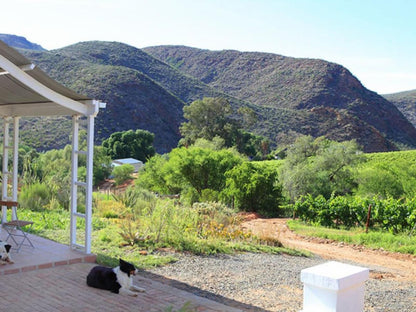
left=0, top=230, right=249, bottom=311
left=1, top=262, right=245, bottom=312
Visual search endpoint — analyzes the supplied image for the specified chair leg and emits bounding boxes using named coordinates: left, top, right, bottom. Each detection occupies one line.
left=5, top=229, right=19, bottom=247
left=4, top=225, right=34, bottom=252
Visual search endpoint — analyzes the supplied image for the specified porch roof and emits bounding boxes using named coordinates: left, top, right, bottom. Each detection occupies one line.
left=0, top=39, right=105, bottom=254
left=0, top=40, right=105, bottom=117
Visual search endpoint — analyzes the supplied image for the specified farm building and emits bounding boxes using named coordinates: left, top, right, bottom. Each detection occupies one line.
left=112, top=158, right=143, bottom=172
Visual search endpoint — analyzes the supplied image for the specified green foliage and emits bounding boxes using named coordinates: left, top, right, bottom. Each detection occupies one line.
left=19, top=182, right=53, bottom=211
left=180, top=97, right=269, bottom=158
left=221, top=161, right=284, bottom=216
left=168, top=147, right=243, bottom=196
left=17, top=142, right=112, bottom=211
left=119, top=193, right=300, bottom=255
left=138, top=147, right=243, bottom=204
left=112, top=164, right=135, bottom=186
left=233, top=130, right=270, bottom=160
left=192, top=136, right=225, bottom=150
left=288, top=220, right=416, bottom=255
left=93, top=186, right=300, bottom=256
left=180, top=97, right=234, bottom=146
left=279, top=136, right=363, bottom=201
left=139, top=146, right=289, bottom=213
left=102, top=129, right=156, bottom=162
left=355, top=150, right=416, bottom=198
left=93, top=146, right=113, bottom=186
left=292, top=194, right=416, bottom=234
left=136, top=154, right=179, bottom=194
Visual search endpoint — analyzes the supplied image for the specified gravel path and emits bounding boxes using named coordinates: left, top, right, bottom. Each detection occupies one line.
left=145, top=252, right=416, bottom=312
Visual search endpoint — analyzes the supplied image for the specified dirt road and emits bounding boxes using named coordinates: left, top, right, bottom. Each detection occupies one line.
left=242, top=218, right=416, bottom=281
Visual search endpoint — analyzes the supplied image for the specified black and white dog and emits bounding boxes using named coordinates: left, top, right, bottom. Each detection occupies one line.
left=0, top=241, right=13, bottom=265
left=86, top=258, right=145, bottom=296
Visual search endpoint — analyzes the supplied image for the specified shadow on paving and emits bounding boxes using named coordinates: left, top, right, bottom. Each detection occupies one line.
left=142, top=270, right=269, bottom=312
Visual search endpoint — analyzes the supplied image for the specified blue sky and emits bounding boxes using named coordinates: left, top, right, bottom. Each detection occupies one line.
left=3, top=0, right=415, bottom=94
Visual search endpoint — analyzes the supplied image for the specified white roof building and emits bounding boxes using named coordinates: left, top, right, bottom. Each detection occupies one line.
left=112, top=158, right=143, bottom=172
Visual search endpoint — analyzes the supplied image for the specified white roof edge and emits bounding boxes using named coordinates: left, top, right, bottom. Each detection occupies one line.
left=0, top=54, right=90, bottom=115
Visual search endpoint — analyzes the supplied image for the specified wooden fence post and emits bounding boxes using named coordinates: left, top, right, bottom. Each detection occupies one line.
left=365, top=204, right=372, bottom=233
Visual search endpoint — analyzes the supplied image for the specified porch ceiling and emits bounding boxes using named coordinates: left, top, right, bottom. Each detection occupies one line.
left=0, top=40, right=105, bottom=117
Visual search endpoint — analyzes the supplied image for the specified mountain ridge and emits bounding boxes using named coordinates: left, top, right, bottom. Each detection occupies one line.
left=144, top=45, right=416, bottom=151
left=383, top=90, right=416, bottom=129
left=0, top=34, right=45, bottom=51
left=1, top=34, right=416, bottom=153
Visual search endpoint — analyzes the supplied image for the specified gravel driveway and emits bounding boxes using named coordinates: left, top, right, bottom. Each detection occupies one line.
left=145, top=252, right=416, bottom=312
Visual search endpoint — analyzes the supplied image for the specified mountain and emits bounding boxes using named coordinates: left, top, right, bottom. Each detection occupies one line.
left=144, top=46, right=416, bottom=152
left=383, top=90, right=416, bottom=128
left=0, top=34, right=45, bottom=51
left=2, top=33, right=416, bottom=153
left=20, top=46, right=186, bottom=153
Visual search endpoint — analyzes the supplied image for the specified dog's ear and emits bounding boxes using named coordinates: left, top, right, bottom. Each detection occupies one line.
left=119, top=259, right=128, bottom=270
left=4, top=244, right=11, bottom=253
left=119, top=259, right=135, bottom=276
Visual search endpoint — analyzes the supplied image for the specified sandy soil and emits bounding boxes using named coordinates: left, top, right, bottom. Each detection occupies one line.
left=241, top=217, right=416, bottom=281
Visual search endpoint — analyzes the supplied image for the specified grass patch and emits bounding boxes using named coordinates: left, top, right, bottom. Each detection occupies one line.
left=288, top=219, right=416, bottom=255
left=16, top=194, right=308, bottom=269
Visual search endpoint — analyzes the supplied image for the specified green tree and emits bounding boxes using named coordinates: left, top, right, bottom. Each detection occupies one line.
left=234, top=130, right=270, bottom=160
left=180, top=97, right=269, bottom=158
left=355, top=162, right=416, bottom=199
left=102, top=129, right=155, bottom=162
left=180, top=97, right=235, bottom=146
left=137, top=146, right=243, bottom=203
left=222, top=161, right=283, bottom=216
left=280, top=136, right=363, bottom=201
left=136, top=154, right=181, bottom=195
left=93, top=146, right=113, bottom=185
left=168, top=147, right=243, bottom=196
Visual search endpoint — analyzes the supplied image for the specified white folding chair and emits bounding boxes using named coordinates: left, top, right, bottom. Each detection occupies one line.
left=1, top=201, right=34, bottom=252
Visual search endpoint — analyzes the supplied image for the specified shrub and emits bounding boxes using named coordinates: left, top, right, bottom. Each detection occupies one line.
left=19, top=182, right=52, bottom=211
left=292, top=194, right=416, bottom=233
left=222, top=161, right=284, bottom=216
left=112, top=164, right=134, bottom=185
left=137, top=146, right=243, bottom=203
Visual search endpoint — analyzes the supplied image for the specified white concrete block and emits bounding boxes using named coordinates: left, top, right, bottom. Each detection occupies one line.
left=300, top=261, right=369, bottom=312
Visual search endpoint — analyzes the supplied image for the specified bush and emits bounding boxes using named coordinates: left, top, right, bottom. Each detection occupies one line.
left=221, top=161, right=284, bottom=216
left=292, top=194, right=416, bottom=233
left=19, top=182, right=52, bottom=211
left=137, top=147, right=243, bottom=203
left=112, top=164, right=134, bottom=186
left=355, top=150, right=416, bottom=199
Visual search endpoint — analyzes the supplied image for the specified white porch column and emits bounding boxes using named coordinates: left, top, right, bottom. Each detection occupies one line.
left=70, top=115, right=79, bottom=250
left=1, top=118, right=10, bottom=224
left=11, top=117, right=19, bottom=220
left=1, top=117, right=19, bottom=224
left=69, top=114, right=94, bottom=254
left=85, top=115, right=94, bottom=254
left=300, top=261, right=369, bottom=312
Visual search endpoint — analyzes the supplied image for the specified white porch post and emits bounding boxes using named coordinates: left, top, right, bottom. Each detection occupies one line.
left=70, top=115, right=79, bottom=250
left=69, top=114, right=95, bottom=254
left=1, top=117, right=19, bottom=224
left=1, top=117, right=10, bottom=224
left=85, top=115, right=94, bottom=254
left=11, top=117, right=19, bottom=220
